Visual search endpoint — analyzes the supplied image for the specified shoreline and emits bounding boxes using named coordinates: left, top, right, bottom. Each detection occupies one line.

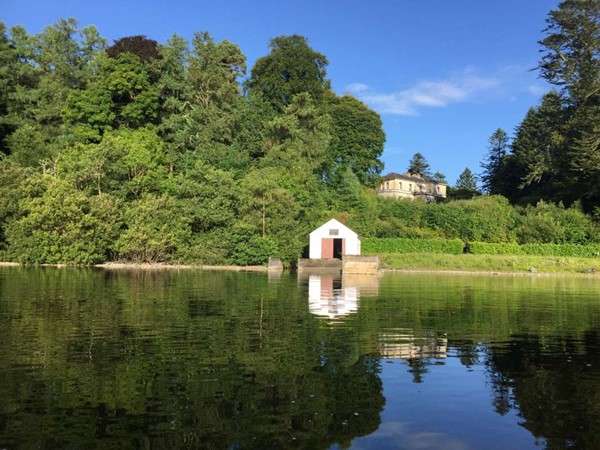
left=0, top=260, right=597, bottom=277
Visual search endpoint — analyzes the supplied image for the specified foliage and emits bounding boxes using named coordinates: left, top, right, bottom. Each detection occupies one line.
left=5, top=176, right=122, bottom=264
left=468, top=241, right=600, bottom=258
left=455, top=168, right=479, bottom=192
left=115, top=194, right=191, bottom=263
left=245, top=35, right=329, bottom=110
left=515, top=201, right=600, bottom=244
left=480, top=128, right=509, bottom=194
left=106, top=35, right=161, bottom=63
left=486, top=1, right=600, bottom=211
left=1, top=16, right=599, bottom=266
left=363, top=238, right=464, bottom=255
left=406, top=152, right=431, bottom=177
left=326, top=93, right=385, bottom=186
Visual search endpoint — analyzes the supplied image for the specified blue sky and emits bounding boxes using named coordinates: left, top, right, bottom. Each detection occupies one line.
left=3, top=0, right=559, bottom=184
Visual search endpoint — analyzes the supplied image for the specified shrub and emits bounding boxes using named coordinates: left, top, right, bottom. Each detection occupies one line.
left=116, top=194, right=191, bottom=263
left=6, top=177, right=123, bottom=264
left=467, top=242, right=525, bottom=255
left=468, top=241, right=600, bottom=257
left=362, top=238, right=464, bottom=255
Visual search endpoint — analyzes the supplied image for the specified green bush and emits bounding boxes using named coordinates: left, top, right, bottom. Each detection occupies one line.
left=468, top=241, right=600, bottom=257
left=363, top=238, right=464, bottom=255
left=5, top=176, right=123, bottom=264
left=521, top=243, right=600, bottom=257
left=116, top=194, right=191, bottom=263
left=467, top=242, right=525, bottom=255
left=516, top=201, right=600, bottom=245
left=232, top=236, right=278, bottom=266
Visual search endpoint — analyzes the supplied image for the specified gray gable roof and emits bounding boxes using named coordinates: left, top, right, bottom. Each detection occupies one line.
left=382, top=172, right=447, bottom=185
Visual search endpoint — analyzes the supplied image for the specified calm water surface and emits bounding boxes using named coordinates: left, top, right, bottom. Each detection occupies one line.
left=1, top=267, right=599, bottom=449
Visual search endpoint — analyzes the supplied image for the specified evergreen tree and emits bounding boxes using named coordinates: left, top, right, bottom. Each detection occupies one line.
left=432, top=172, right=447, bottom=183
left=537, top=0, right=600, bottom=211
left=455, top=168, right=478, bottom=192
left=510, top=91, right=566, bottom=204
left=480, top=128, right=509, bottom=194
left=407, top=152, right=431, bottom=177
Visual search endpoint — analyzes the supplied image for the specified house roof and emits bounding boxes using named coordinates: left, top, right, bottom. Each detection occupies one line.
left=310, top=218, right=358, bottom=238
left=382, top=172, right=447, bottom=185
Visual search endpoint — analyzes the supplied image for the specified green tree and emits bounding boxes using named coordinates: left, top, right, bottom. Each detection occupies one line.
left=407, top=152, right=431, bottom=177
left=239, top=168, right=306, bottom=265
left=155, top=34, right=190, bottom=145
left=451, top=168, right=480, bottom=199
left=59, top=127, right=169, bottom=198
left=4, top=19, right=106, bottom=165
left=432, top=171, right=447, bottom=183
left=480, top=128, right=509, bottom=194
left=509, top=91, right=566, bottom=204
left=539, top=0, right=600, bottom=107
left=261, top=92, right=332, bottom=177
left=537, top=0, right=600, bottom=211
left=171, top=32, right=246, bottom=171
left=326, top=94, right=385, bottom=186
left=64, top=52, right=160, bottom=141
left=246, top=35, right=329, bottom=111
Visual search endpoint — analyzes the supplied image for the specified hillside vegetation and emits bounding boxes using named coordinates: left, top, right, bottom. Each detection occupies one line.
left=0, top=0, right=598, bottom=266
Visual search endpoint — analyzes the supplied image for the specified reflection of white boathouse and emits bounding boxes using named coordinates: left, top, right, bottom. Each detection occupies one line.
left=308, top=275, right=358, bottom=318
left=378, top=332, right=448, bottom=359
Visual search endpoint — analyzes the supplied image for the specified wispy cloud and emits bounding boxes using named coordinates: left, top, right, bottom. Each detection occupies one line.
left=345, top=68, right=502, bottom=116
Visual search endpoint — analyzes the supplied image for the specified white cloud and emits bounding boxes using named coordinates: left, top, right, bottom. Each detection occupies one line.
left=346, top=69, right=501, bottom=116
left=527, top=83, right=547, bottom=97
left=351, top=421, right=469, bottom=450
left=346, top=82, right=370, bottom=93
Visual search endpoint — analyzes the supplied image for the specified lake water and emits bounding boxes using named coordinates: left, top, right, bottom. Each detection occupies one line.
left=1, top=267, right=599, bottom=449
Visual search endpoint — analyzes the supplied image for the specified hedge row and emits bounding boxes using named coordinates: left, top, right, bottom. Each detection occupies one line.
left=363, top=238, right=600, bottom=258
left=468, top=241, right=600, bottom=258
left=362, top=238, right=464, bottom=255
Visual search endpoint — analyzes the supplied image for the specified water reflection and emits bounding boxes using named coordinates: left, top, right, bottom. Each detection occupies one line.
left=2, top=268, right=600, bottom=449
left=301, top=273, right=380, bottom=319
left=378, top=331, right=447, bottom=360
left=308, top=275, right=358, bottom=318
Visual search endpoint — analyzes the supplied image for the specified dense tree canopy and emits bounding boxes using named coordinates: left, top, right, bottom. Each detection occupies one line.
left=0, top=22, right=391, bottom=266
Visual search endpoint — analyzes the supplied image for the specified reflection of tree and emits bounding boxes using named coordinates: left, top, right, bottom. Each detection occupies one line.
left=0, top=267, right=384, bottom=449
left=485, top=332, right=600, bottom=449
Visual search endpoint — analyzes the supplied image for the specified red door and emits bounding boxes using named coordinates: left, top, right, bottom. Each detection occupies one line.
left=321, top=238, right=333, bottom=258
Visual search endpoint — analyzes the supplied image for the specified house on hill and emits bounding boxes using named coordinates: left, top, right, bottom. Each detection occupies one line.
left=377, top=172, right=447, bottom=201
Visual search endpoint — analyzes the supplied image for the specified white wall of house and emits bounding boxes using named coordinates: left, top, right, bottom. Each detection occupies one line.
left=309, top=218, right=361, bottom=259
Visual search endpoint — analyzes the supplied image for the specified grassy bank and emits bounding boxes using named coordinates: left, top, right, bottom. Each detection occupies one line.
left=375, top=252, right=599, bottom=274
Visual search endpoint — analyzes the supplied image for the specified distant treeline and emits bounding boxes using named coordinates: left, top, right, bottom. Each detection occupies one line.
left=0, top=0, right=598, bottom=265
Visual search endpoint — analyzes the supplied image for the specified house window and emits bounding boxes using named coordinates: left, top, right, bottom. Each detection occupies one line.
left=329, top=229, right=339, bottom=236
left=399, top=182, right=402, bottom=190
left=436, top=186, right=440, bottom=194
left=409, top=184, right=412, bottom=191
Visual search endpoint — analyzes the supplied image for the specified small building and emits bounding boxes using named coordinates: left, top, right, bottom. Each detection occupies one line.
left=309, top=219, right=360, bottom=259
left=378, top=172, right=447, bottom=201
